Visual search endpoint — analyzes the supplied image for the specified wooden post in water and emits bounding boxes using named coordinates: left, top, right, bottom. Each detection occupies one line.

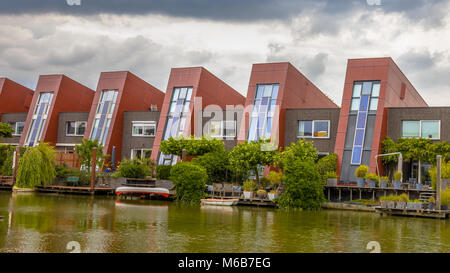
left=437, top=155, right=442, bottom=210
left=181, top=149, right=187, bottom=161
left=13, top=146, right=20, bottom=185
left=90, top=148, right=97, bottom=192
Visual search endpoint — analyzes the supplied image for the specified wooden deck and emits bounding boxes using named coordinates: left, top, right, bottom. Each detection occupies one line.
left=0, top=176, right=14, bottom=191
left=324, top=185, right=435, bottom=202
left=238, top=198, right=276, bottom=207
left=376, top=207, right=450, bottom=219
left=35, top=185, right=115, bottom=195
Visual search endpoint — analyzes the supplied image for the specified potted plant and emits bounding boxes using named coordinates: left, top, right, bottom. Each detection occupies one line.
left=242, top=180, right=256, bottom=199
left=428, top=196, right=436, bottom=210
left=387, top=195, right=396, bottom=209
left=393, top=171, right=402, bottom=189
left=326, top=171, right=338, bottom=187
left=355, top=165, right=369, bottom=188
left=365, top=173, right=379, bottom=188
left=407, top=199, right=422, bottom=210
left=379, top=196, right=388, bottom=208
left=267, top=171, right=282, bottom=200
left=379, top=176, right=389, bottom=188
left=257, top=189, right=267, bottom=199
left=396, top=193, right=408, bottom=209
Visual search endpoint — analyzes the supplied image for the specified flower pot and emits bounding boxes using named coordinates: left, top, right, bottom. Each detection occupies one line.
left=243, top=191, right=253, bottom=199
left=428, top=202, right=435, bottom=210
left=380, top=201, right=387, bottom=208
left=268, top=193, right=279, bottom=201
left=387, top=201, right=395, bottom=209
left=327, top=178, right=338, bottom=187
left=356, top=178, right=365, bottom=188
left=380, top=181, right=388, bottom=189
left=368, top=180, right=376, bottom=188
left=393, top=181, right=402, bottom=189
left=416, top=184, right=423, bottom=190
left=396, top=201, right=406, bottom=209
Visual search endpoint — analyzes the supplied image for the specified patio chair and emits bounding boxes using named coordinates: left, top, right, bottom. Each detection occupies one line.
left=212, top=183, right=223, bottom=197
left=232, top=185, right=242, bottom=197
left=222, top=183, right=234, bottom=197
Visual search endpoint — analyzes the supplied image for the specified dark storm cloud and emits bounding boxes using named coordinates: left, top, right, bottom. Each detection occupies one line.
left=1, top=0, right=447, bottom=23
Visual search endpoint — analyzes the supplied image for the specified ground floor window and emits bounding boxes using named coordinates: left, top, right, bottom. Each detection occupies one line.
left=402, top=120, right=440, bottom=139
left=8, top=121, right=25, bottom=136
left=298, top=120, right=330, bottom=138
left=66, top=121, right=87, bottom=136
left=131, top=149, right=152, bottom=160
left=208, top=120, right=236, bottom=138
left=132, top=121, right=156, bottom=137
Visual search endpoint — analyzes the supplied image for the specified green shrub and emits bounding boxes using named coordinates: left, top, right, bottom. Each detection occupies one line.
left=277, top=139, right=318, bottom=169
left=317, top=153, right=337, bottom=181
left=160, top=136, right=225, bottom=157
left=114, top=158, right=151, bottom=179
left=430, top=162, right=450, bottom=190
left=170, top=161, right=207, bottom=204
left=191, top=151, right=231, bottom=183
left=267, top=171, right=283, bottom=189
left=155, top=165, right=172, bottom=180
left=55, top=165, right=91, bottom=186
left=398, top=193, right=409, bottom=202
left=394, top=171, right=402, bottom=182
left=243, top=180, right=257, bottom=191
left=277, top=159, right=324, bottom=210
left=355, top=165, right=369, bottom=178
left=0, top=145, right=14, bottom=176
left=441, top=189, right=450, bottom=206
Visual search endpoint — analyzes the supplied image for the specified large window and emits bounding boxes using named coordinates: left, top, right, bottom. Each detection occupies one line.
left=248, top=84, right=279, bottom=141
left=350, top=81, right=380, bottom=165
left=208, top=120, right=236, bottom=138
left=25, top=92, right=54, bottom=146
left=8, top=122, right=25, bottom=136
left=132, top=121, right=156, bottom=137
left=90, top=90, right=118, bottom=145
left=131, top=149, right=152, bottom=160
left=159, top=87, right=193, bottom=165
left=66, top=121, right=86, bottom=136
left=402, top=120, right=440, bottom=139
left=298, top=120, right=330, bottom=138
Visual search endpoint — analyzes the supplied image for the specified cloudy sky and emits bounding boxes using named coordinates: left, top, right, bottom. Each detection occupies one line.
left=1, top=0, right=450, bottom=106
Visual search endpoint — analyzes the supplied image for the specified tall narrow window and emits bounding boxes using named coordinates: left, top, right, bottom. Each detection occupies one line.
left=248, top=84, right=279, bottom=141
left=90, top=90, right=118, bottom=145
left=350, top=81, right=380, bottom=165
left=159, top=87, right=193, bottom=165
left=25, top=92, right=54, bottom=146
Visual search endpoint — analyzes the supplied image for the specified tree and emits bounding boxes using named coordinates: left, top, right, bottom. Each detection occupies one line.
left=228, top=139, right=278, bottom=185
left=429, top=141, right=450, bottom=164
left=316, top=153, right=338, bottom=183
left=160, top=136, right=225, bottom=157
left=381, top=137, right=399, bottom=179
left=191, top=150, right=231, bottom=183
left=0, top=122, right=13, bottom=138
left=277, top=159, right=324, bottom=210
left=276, top=139, right=318, bottom=169
left=75, top=139, right=107, bottom=172
left=16, top=143, right=56, bottom=189
left=397, top=137, right=433, bottom=184
left=170, top=161, right=208, bottom=204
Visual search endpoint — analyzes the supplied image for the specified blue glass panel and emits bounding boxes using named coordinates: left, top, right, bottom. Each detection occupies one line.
left=266, top=117, right=272, bottom=137
left=257, top=113, right=265, bottom=129
left=255, top=86, right=264, bottom=99
left=271, top=84, right=279, bottom=100
left=248, top=117, right=257, bottom=141
left=260, top=97, right=269, bottom=113
left=354, top=129, right=365, bottom=146
left=362, top=82, right=372, bottom=95
left=356, top=112, right=367, bottom=129
left=253, top=99, right=261, bottom=114
left=359, top=95, right=369, bottom=111
left=170, top=117, right=180, bottom=137
left=351, top=146, right=363, bottom=165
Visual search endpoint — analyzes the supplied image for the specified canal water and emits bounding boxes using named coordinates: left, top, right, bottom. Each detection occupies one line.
left=1, top=191, right=450, bottom=253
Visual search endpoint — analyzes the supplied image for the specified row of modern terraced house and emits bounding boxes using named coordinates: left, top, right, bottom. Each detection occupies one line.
left=0, top=57, right=449, bottom=184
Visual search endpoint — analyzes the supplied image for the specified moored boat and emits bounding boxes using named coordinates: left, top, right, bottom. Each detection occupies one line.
left=116, top=186, right=170, bottom=198
left=201, top=198, right=239, bottom=206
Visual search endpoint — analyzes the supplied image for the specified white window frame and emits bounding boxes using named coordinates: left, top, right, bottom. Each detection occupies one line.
left=25, top=92, right=54, bottom=147
left=66, top=121, right=87, bottom=136
left=131, top=121, right=157, bottom=137
left=131, top=148, right=152, bottom=160
left=402, top=120, right=441, bottom=140
left=297, top=120, right=330, bottom=139
left=208, top=120, right=237, bottom=138
left=9, top=122, right=25, bottom=136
